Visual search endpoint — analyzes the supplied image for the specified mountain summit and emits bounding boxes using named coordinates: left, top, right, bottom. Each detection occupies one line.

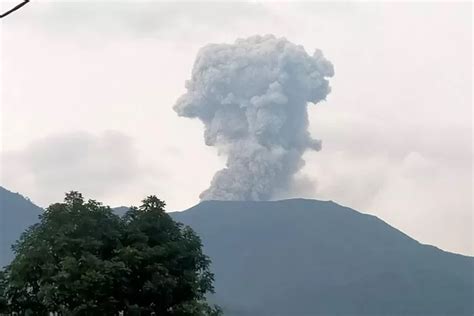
left=172, top=199, right=474, bottom=316
left=1, top=191, right=472, bottom=315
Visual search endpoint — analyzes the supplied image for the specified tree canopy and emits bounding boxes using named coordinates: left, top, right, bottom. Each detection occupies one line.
left=1, top=192, right=220, bottom=316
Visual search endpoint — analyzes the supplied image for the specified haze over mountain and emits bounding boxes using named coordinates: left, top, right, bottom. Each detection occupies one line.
left=1, top=187, right=472, bottom=315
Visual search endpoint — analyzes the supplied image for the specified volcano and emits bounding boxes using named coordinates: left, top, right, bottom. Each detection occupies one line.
left=172, top=199, right=473, bottom=316
left=1, top=189, right=472, bottom=315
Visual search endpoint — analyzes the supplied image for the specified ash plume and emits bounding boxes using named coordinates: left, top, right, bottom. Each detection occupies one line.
left=174, top=35, right=334, bottom=201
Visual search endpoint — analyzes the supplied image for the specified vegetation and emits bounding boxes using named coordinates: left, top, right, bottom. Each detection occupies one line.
left=0, top=192, right=221, bottom=316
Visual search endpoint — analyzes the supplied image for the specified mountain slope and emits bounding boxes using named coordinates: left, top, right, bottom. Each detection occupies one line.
left=171, top=199, right=474, bottom=316
left=0, top=187, right=42, bottom=267
left=1, top=192, right=472, bottom=315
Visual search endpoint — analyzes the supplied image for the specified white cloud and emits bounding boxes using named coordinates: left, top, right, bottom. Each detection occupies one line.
left=1, top=131, right=164, bottom=207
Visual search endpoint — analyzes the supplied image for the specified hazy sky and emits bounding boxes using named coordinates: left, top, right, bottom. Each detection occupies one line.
left=0, top=1, right=472, bottom=255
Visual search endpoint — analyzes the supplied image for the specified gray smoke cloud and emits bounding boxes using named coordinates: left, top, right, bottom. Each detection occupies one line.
left=174, top=35, right=334, bottom=201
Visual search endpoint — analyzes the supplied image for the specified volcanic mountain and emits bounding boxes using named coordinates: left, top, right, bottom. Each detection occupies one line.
left=0, top=186, right=42, bottom=267
left=173, top=199, right=473, bottom=316
left=1, top=188, right=472, bottom=315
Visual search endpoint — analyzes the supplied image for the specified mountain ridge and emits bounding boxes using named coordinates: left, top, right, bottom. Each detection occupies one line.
left=0, top=186, right=43, bottom=267
left=173, top=198, right=473, bottom=315
left=1, top=187, right=473, bottom=315
left=190, top=198, right=472, bottom=258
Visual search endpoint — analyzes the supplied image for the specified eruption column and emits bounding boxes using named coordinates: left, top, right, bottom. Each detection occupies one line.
left=174, top=35, right=334, bottom=201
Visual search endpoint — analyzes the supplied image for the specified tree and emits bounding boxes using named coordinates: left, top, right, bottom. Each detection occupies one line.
left=118, top=196, right=220, bottom=315
left=0, top=269, right=8, bottom=314
left=5, top=191, right=125, bottom=315
left=3, top=192, right=220, bottom=315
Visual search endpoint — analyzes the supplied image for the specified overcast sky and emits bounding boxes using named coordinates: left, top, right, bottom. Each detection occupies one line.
left=0, top=1, right=472, bottom=255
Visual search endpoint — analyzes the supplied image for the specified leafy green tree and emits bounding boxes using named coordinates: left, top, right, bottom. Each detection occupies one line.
left=3, top=192, right=220, bottom=316
left=0, top=269, right=8, bottom=314
left=5, top=191, right=125, bottom=315
left=118, top=196, right=220, bottom=315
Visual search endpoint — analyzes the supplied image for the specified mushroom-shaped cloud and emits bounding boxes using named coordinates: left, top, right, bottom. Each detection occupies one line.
left=174, top=35, right=334, bottom=201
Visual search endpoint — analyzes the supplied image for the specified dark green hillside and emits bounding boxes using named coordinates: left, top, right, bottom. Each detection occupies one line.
left=172, top=199, right=474, bottom=316
left=2, top=190, right=473, bottom=315
left=0, top=187, right=42, bottom=267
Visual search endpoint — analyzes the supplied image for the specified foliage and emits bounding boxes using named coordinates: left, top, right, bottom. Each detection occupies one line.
left=0, top=269, right=8, bottom=313
left=3, top=192, right=220, bottom=315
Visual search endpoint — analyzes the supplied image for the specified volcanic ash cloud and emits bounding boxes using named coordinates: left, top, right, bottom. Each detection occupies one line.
left=174, top=35, right=334, bottom=201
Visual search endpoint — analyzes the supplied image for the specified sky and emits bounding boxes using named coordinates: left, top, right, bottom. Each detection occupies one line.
left=0, top=1, right=472, bottom=255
